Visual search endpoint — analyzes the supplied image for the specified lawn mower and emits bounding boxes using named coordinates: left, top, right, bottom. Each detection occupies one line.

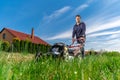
left=35, top=38, right=85, bottom=60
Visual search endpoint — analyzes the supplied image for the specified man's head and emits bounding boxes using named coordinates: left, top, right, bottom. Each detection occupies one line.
left=75, top=15, right=81, bottom=23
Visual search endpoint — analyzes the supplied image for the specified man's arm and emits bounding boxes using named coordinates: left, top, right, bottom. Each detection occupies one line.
left=78, top=22, right=86, bottom=43
left=81, top=22, right=86, bottom=38
left=72, top=26, right=76, bottom=38
left=72, top=26, right=76, bottom=44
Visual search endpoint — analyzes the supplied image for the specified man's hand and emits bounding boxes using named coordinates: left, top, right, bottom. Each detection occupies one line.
left=72, top=38, right=75, bottom=44
left=78, top=37, right=85, bottom=42
left=79, top=37, right=85, bottom=40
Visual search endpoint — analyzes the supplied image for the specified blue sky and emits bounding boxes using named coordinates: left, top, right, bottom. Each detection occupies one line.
left=0, top=0, right=120, bottom=51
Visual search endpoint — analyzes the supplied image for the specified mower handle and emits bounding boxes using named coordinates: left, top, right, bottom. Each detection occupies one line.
left=72, top=37, right=85, bottom=45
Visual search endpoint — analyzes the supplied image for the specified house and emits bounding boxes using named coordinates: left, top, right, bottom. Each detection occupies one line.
left=0, top=28, right=49, bottom=45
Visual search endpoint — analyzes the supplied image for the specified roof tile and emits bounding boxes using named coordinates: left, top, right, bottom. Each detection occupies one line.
left=5, top=28, right=49, bottom=45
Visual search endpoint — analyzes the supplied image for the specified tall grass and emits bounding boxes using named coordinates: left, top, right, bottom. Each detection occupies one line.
left=0, top=51, right=120, bottom=80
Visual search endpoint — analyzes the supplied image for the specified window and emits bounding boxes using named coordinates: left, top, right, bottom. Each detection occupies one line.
left=3, top=33, right=6, bottom=39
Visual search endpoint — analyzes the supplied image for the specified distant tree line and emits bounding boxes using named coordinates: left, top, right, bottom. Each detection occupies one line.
left=0, top=38, right=51, bottom=54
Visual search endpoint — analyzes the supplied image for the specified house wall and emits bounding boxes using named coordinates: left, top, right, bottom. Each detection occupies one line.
left=0, top=29, right=15, bottom=44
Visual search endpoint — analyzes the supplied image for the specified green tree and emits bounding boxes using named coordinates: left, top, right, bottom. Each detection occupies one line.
left=0, top=40, right=3, bottom=51
left=28, top=42, right=32, bottom=53
left=13, top=38, right=20, bottom=52
left=1, top=41, right=10, bottom=52
left=20, top=40, right=25, bottom=52
left=24, top=38, right=31, bottom=53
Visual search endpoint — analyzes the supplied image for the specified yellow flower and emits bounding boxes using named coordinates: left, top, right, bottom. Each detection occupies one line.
left=74, top=71, right=77, bottom=74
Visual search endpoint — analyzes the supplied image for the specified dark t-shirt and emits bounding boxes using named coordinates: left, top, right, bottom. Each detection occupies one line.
left=72, top=22, right=86, bottom=39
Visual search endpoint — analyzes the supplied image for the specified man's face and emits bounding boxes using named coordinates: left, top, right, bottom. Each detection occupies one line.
left=76, top=16, right=80, bottom=23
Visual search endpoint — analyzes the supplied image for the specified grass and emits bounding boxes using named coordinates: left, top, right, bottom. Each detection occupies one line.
left=0, top=50, right=120, bottom=80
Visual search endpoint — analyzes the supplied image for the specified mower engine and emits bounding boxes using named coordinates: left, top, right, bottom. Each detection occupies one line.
left=50, top=42, right=68, bottom=58
left=68, top=43, right=81, bottom=57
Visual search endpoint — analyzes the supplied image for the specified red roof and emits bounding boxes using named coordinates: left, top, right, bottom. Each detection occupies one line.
left=2, top=28, right=50, bottom=45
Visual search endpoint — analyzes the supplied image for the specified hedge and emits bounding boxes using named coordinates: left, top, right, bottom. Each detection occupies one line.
left=1, top=41, right=10, bottom=52
left=1, top=37, right=51, bottom=54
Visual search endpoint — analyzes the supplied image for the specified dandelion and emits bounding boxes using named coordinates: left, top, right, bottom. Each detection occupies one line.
left=89, top=77, right=91, bottom=80
left=74, top=71, right=77, bottom=74
left=20, top=73, right=22, bottom=76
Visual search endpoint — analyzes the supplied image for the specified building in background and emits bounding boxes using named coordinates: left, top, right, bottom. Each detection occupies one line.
left=0, top=27, right=49, bottom=46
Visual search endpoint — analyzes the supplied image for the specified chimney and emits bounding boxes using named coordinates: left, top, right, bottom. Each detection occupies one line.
left=31, top=28, right=34, bottom=39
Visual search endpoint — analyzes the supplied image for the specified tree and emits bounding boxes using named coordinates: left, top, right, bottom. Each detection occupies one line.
left=24, top=38, right=31, bottom=53
left=1, top=41, right=10, bottom=52
left=20, top=40, right=25, bottom=52
left=13, top=38, right=20, bottom=52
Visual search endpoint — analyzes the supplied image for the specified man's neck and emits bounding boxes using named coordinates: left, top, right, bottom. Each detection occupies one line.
left=76, top=22, right=80, bottom=25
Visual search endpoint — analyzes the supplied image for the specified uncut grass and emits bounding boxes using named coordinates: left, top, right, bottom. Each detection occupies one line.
left=0, top=50, right=120, bottom=80
left=15, top=54, right=120, bottom=80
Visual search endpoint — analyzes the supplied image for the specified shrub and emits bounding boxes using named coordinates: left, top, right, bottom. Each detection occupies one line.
left=0, top=40, right=2, bottom=51
left=1, top=41, right=10, bottom=52
left=13, top=38, right=20, bottom=52
left=24, top=39, right=31, bottom=53
left=20, top=40, right=25, bottom=52
left=28, top=42, right=32, bottom=53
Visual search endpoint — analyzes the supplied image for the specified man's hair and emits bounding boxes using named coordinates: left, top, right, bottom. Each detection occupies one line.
left=76, top=15, right=81, bottom=18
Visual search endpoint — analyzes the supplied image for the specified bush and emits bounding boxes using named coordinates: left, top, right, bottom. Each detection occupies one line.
left=24, top=39, right=31, bottom=53
left=46, top=45, right=51, bottom=52
left=28, top=42, right=32, bottom=53
left=86, top=49, right=98, bottom=55
left=20, top=40, right=25, bottom=52
left=32, top=43, right=36, bottom=53
left=0, top=40, right=2, bottom=51
left=41, top=44, right=46, bottom=53
left=1, top=41, right=10, bottom=52
left=13, top=38, right=20, bottom=52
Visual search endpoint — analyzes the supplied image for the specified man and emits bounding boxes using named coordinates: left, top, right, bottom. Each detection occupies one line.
left=72, top=15, right=86, bottom=58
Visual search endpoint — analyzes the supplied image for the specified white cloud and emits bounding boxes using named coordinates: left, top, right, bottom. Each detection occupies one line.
left=102, top=0, right=119, bottom=6
left=88, top=30, right=120, bottom=37
left=106, top=39, right=120, bottom=44
left=87, top=16, right=120, bottom=34
left=85, top=38, right=120, bottom=52
left=102, top=39, right=120, bottom=52
left=87, top=0, right=94, bottom=4
left=46, top=30, right=72, bottom=40
left=106, top=33, right=120, bottom=40
left=43, top=6, right=71, bottom=22
left=65, top=1, right=91, bottom=19
left=74, top=4, right=89, bottom=12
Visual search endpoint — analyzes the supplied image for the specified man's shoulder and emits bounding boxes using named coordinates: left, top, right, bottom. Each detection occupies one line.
left=73, top=22, right=86, bottom=27
left=80, top=22, right=86, bottom=25
left=73, top=24, right=77, bottom=28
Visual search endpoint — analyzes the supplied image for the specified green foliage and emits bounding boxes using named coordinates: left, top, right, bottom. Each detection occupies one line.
left=32, top=43, right=36, bottom=53
left=13, top=38, right=20, bottom=52
left=28, top=42, right=32, bottom=53
left=20, top=40, right=25, bottom=52
left=24, top=39, right=30, bottom=53
left=1, top=41, right=10, bottom=52
left=87, top=49, right=98, bottom=55
left=0, top=37, right=51, bottom=54
left=0, top=40, right=3, bottom=51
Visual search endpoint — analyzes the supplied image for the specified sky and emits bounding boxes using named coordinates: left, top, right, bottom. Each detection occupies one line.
left=0, top=0, right=120, bottom=52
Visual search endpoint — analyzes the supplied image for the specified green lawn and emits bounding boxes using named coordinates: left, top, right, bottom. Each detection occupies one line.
left=0, top=51, right=120, bottom=80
